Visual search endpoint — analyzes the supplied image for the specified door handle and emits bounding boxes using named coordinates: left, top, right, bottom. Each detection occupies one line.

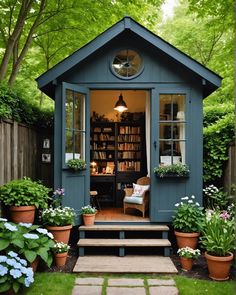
left=153, top=141, right=157, bottom=150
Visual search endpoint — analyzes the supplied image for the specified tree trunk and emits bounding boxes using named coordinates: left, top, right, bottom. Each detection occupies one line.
left=8, top=0, right=47, bottom=86
left=0, top=0, right=33, bottom=81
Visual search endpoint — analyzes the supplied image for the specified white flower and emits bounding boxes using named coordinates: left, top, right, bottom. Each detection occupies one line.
left=0, top=217, right=7, bottom=222
left=195, top=202, right=200, bottom=206
left=191, top=195, right=195, bottom=199
left=175, top=203, right=179, bottom=207
left=188, top=200, right=193, bottom=203
left=181, top=196, right=189, bottom=200
left=4, top=222, right=17, bottom=232
left=47, top=232, right=54, bottom=239
left=23, top=233, right=39, bottom=240
left=8, top=251, right=18, bottom=258
left=36, top=228, right=48, bottom=235
left=19, top=222, right=32, bottom=228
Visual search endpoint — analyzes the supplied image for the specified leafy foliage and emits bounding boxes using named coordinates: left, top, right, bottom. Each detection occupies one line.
left=41, top=207, right=76, bottom=226
left=80, top=205, right=97, bottom=215
left=172, top=196, right=204, bottom=233
left=177, top=247, right=201, bottom=259
left=203, top=112, right=234, bottom=183
left=0, top=177, right=51, bottom=208
left=0, top=83, right=53, bottom=128
left=0, top=219, right=55, bottom=267
left=67, top=159, right=86, bottom=171
left=200, top=210, right=235, bottom=256
left=203, top=184, right=229, bottom=209
left=154, top=164, right=190, bottom=177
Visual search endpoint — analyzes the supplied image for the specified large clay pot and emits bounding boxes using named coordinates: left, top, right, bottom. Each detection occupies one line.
left=54, top=252, right=68, bottom=267
left=205, top=252, right=234, bottom=281
left=174, top=231, right=200, bottom=249
left=82, top=213, right=96, bottom=226
left=10, top=205, right=36, bottom=223
left=180, top=257, right=193, bottom=271
left=46, top=225, right=72, bottom=244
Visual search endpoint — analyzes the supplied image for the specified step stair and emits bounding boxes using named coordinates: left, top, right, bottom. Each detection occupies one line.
left=78, top=224, right=171, bottom=257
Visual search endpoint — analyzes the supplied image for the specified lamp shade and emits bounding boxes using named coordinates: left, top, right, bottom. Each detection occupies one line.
left=114, top=94, right=128, bottom=112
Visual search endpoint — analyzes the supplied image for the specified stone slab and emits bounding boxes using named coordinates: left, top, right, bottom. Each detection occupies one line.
left=73, top=255, right=178, bottom=274
left=79, top=224, right=169, bottom=231
left=108, top=278, right=144, bottom=286
left=149, top=286, right=179, bottom=295
left=107, top=287, right=146, bottom=295
left=147, top=279, right=176, bottom=286
left=72, top=285, right=102, bottom=295
left=75, top=277, right=104, bottom=285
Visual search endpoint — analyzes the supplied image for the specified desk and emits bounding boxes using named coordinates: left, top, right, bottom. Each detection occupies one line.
left=90, top=175, right=116, bottom=206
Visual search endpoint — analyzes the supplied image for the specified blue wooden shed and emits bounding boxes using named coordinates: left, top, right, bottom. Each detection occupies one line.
left=36, top=17, right=221, bottom=225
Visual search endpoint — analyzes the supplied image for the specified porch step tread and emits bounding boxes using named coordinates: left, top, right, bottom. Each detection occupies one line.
left=78, top=238, right=171, bottom=247
left=79, top=224, right=169, bottom=231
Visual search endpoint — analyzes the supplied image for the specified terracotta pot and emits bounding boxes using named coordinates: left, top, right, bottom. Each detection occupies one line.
left=205, top=252, right=234, bottom=281
left=54, top=252, right=68, bottom=267
left=82, top=213, right=96, bottom=226
left=10, top=205, right=36, bottom=223
left=174, top=231, right=200, bottom=249
left=30, top=256, right=40, bottom=272
left=180, top=257, right=193, bottom=271
left=46, top=225, right=72, bottom=244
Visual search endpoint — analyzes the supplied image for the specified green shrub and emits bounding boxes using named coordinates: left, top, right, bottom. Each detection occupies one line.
left=203, top=112, right=234, bottom=183
left=0, top=83, right=53, bottom=128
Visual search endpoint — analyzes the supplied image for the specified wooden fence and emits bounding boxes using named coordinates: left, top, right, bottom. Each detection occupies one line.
left=0, top=119, right=53, bottom=188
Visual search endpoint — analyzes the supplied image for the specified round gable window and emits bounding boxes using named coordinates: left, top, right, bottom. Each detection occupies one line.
left=111, top=49, right=143, bottom=79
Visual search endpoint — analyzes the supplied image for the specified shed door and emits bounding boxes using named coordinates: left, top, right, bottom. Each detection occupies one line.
left=61, top=83, right=90, bottom=224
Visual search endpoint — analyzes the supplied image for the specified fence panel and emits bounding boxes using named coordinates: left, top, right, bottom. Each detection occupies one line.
left=0, top=119, right=53, bottom=187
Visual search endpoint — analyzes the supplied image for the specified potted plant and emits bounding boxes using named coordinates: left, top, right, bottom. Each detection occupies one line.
left=177, top=246, right=201, bottom=271
left=81, top=205, right=97, bottom=226
left=0, top=218, right=55, bottom=272
left=53, top=242, right=70, bottom=267
left=200, top=209, right=235, bottom=280
left=41, top=187, right=76, bottom=244
left=67, top=159, right=86, bottom=171
left=0, top=177, right=50, bottom=224
left=0, top=251, right=34, bottom=294
left=154, top=163, right=190, bottom=178
left=172, top=195, right=204, bottom=249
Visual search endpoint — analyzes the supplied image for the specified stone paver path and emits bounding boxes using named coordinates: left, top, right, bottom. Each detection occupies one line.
left=72, top=277, right=179, bottom=295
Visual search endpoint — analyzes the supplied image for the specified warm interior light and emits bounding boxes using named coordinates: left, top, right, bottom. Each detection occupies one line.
left=114, top=94, right=128, bottom=112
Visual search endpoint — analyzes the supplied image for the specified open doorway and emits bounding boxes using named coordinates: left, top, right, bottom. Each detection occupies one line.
left=90, top=90, right=150, bottom=222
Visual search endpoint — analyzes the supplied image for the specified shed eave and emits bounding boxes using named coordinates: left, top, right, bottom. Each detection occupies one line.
left=36, top=16, right=222, bottom=96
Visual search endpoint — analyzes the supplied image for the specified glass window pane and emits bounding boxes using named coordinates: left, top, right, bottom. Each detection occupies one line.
left=160, top=95, right=172, bottom=120
left=74, top=92, right=85, bottom=131
left=74, top=131, right=85, bottom=160
left=160, top=123, right=172, bottom=140
left=66, top=90, right=73, bottom=129
left=65, top=130, right=73, bottom=162
left=174, top=141, right=186, bottom=164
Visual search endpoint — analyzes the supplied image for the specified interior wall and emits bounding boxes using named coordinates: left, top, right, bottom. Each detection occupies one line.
left=90, top=90, right=146, bottom=121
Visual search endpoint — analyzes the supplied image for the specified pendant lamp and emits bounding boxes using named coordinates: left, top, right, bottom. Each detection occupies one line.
left=114, top=94, right=128, bottom=112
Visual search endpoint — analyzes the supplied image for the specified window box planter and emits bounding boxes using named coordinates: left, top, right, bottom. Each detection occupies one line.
left=154, top=164, right=190, bottom=178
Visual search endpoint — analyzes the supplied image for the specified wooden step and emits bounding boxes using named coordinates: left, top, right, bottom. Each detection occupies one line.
left=79, top=224, right=169, bottom=232
left=78, top=238, right=171, bottom=247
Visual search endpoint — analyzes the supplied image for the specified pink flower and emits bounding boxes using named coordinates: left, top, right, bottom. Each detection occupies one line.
left=219, top=211, right=230, bottom=220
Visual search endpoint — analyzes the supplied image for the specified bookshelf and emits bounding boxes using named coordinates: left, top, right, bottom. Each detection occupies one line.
left=90, top=120, right=146, bottom=206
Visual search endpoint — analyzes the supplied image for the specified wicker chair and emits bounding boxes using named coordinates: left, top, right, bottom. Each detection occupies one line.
left=123, top=176, right=150, bottom=217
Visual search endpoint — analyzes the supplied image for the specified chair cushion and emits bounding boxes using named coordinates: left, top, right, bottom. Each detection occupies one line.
left=132, top=183, right=150, bottom=197
left=124, top=196, right=144, bottom=205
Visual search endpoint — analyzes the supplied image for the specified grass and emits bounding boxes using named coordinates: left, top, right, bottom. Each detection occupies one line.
left=175, top=276, right=235, bottom=295
left=22, top=273, right=235, bottom=295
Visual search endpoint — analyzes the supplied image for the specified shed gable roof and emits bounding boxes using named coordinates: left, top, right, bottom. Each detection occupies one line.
left=36, top=16, right=221, bottom=97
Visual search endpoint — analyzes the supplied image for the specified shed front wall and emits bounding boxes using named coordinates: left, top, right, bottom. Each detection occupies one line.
left=55, top=31, right=203, bottom=223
